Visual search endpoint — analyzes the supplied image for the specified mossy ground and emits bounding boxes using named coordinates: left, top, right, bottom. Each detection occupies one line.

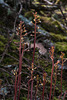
left=0, top=35, right=18, bottom=65
left=55, top=42, right=67, bottom=57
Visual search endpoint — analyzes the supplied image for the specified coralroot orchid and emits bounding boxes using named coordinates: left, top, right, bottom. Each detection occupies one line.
left=62, top=90, right=67, bottom=100
left=49, top=46, right=54, bottom=100
left=52, top=60, right=60, bottom=100
left=35, top=75, right=39, bottom=100
left=42, top=72, right=46, bottom=100
left=27, top=12, right=40, bottom=100
left=14, top=21, right=27, bottom=100
left=58, top=52, right=65, bottom=100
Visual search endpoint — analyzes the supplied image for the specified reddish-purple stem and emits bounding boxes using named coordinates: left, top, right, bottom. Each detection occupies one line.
left=49, top=58, right=54, bottom=100
left=35, top=84, right=38, bottom=100
left=30, top=13, right=37, bottom=100
left=18, top=75, right=21, bottom=100
left=14, top=28, right=22, bottom=100
left=14, top=74, right=17, bottom=100
left=16, top=28, right=22, bottom=89
left=32, top=14, right=36, bottom=64
left=42, top=73, right=46, bottom=100
left=27, top=79, right=31, bottom=100
left=58, top=56, right=63, bottom=100
left=35, top=75, right=39, bottom=100
left=62, top=90, right=67, bottom=100
left=18, top=44, right=24, bottom=100
left=42, top=79, right=46, bottom=100
left=30, top=80, right=33, bottom=100
left=52, top=74, right=57, bottom=100
left=61, top=57, right=63, bottom=94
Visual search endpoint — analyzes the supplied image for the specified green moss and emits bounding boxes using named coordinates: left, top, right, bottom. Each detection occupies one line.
left=13, top=39, right=19, bottom=42
left=45, top=64, right=52, bottom=75
left=0, top=35, right=8, bottom=53
left=24, top=51, right=32, bottom=60
left=55, top=42, right=67, bottom=51
left=53, top=97, right=58, bottom=100
left=0, top=35, right=7, bottom=43
left=20, top=97, right=27, bottom=100
left=40, top=10, right=47, bottom=16
left=0, top=37, right=18, bottom=65
left=0, top=41, right=5, bottom=53
left=0, top=72, right=3, bottom=77
left=10, top=42, right=17, bottom=50
left=52, top=20, right=64, bottom=31
left=40, top=16, right=52, bottom=22
left=0, top=21, right=5, bottom=26
left=40, top=10, right=44, bottom=15
left=21, top=8, right=26, bottom=15
left=50, top=33, right=67, bottom=42
left=0, top=41, right=4, bottom=47
left=6, top=99, right=12, bottom=100
left=0, top=4, right=7, bottom=17
left=55, top=42, right=67, bottom=57
left=24, top=11, right=34, bottom=20
left=5, top=73, right=10, bottom=77
left=33, top=0, right=40, bottom=4
left=3, top=57, right=17, bottom=65
left=40, top=16, right=66, bottom=34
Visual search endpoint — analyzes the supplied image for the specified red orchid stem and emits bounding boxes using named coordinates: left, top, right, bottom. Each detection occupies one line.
left=27, top=79, right=31, bottom=100
left=18, top=74, right=21, bottom=100
left=58, top=56, right=63, bottom=100
left=61, top=57, right=63, bottom=94
left=42, top=79, right=46, bottom=100
left=35, top=80, right=38, bottom=100
left=32, top=15, right=36, bottom=64
left=49, top=58, right=54, bottom=100
left=31, top=80, right=33, bottom=100
left=17, top=28, right=22, bottom=88
left=30, top=13, right=37, bottom=100
left=14, top=33, right=22, bottom=100
left=62, top=90, right=67, bottom=100
left=35, top=85, right=38, bottom=100
left=14, top=29, right=22, bottom=100
left=18, top=45, right=24, bottom=100
left=52, top=72, right=57, bottom=100
left=14, top=74, right=17, bottom=100
left=42, top=73, right=46, bottom=100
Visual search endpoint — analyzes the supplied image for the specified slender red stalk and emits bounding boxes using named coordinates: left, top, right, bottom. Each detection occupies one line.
left=35, top=86, right=38, bottom=100
left=49, top=46, right=54, bottom=100
left=35, top=75, right=39, bottom=100
left=14, top=21, right=26, bottom=100
left=52, top=60, right=60, bottom=100
left=14, top=27, right=22, bottom=100
left=30, top=80, right=33, bottom=100
left=52, top=67, right=57, bottom=100
left=40, top=96, right=41, bottom=100
left=61, top=55, right=63, bottom=94
left=0, top=79, right=2, bottom=100
left=27, top=79, right=31, bottom=100
left=35, top=85, right=38, bottom=100
left=14, top=73, right=17, bottom=100
left=62, top=90, right=67, bottom=100
left=32, top=13, right=36, bottom=64
left=42, top=73, right=46, bottom=100
left=0, top=86, right=1, bottom=99
left=18, top=74, right=21, bottom=100
left=18, top=44, right=24, bottom=100
left=58, top=52, right=64, bottom=100
left=30, top=12, right=37, bottom=100
left=49, top=59, right=54, bottom=100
